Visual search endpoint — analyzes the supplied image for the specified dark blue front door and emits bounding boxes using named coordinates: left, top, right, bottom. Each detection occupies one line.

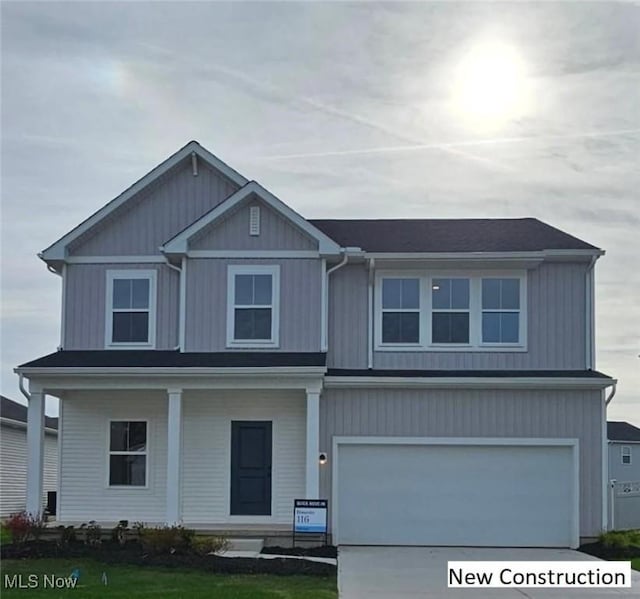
left=230, top=421, right=272, bottom=515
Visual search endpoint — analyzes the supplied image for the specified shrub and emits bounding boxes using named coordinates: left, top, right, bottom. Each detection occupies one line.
left=4, top=512, right=45, bottom=545
left=192, top=536, right=229, bottom=556
left=599, top=530, right=640, bottom=551
left=111, top=520, right=129, bottom=546
left=56, top=525, right=76, bottom=546
left=138, top=524, right=195, bottom=555
left=79, top=520, right=103, bottom=546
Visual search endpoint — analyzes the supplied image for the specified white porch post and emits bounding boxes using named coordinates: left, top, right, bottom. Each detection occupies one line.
left=305, top=388, right=320, bottom=499
left=166, top=388, right=183, bottom=524
left=26, top=387, right=45, bottom=516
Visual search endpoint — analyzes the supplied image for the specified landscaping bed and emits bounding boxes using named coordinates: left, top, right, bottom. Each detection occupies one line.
left=261, top=545, right=337, bottom=558
left=1, top=541, right=335, bottom=576
left=579, top=529, right=640, bottom=569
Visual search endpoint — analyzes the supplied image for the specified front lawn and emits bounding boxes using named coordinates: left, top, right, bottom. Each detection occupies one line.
left=632, top=558, right=640, bottom=572
left=1, top=559, right=337, bottom=598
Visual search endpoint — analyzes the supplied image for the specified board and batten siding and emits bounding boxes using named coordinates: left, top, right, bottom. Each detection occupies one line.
left=181, top=390, right=306, bottom=525
left=68, top=161, right=239, bottom=256
left=58, top=392, right=168, bottom=523
left=0, top=424, right=57, bottom=517
left=320, top=387, right=604, bottom=538
left=191, top=199, right=318, bottom=251
left=185, top=258, right=322, bottom=352
left=64, top=263, right=179, bottom=350
left=327, top=261, right=588, bottom=370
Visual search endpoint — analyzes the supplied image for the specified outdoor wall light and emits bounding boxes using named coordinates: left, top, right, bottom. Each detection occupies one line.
left=319, top=452, right=328, bottom=465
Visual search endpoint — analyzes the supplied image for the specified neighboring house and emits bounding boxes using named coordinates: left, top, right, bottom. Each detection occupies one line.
left=608, top=421, right=640, bottom=482
left=0, top=396, right=58, bottom=517
left=607, top=421, right=640, bottom=530
left=15, top=141, right=616, bottom=548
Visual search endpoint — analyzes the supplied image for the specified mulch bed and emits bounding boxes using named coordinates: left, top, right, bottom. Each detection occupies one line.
left=261, top=545, right=337, bottom=558
left=1, top=541, right=335, bottom=577
left=579, top=541, right=640, bottom=561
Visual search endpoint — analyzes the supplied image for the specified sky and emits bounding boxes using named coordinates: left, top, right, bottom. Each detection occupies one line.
left=1, top=1, right=638, bottom=422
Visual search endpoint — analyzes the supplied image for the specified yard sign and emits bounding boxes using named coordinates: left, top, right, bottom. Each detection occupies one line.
left=293, top=499, right=328, bottom=546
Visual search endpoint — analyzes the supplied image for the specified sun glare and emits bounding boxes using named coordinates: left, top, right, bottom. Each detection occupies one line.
left=452, top=41, right=530, bottom=130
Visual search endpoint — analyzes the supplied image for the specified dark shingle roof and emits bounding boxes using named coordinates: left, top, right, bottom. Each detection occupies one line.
left=19, top=351, right=326, bottom=369
left=0, top=396, right=58, bottom=429
left=608, top=421, right=640, bottom=442
left=309, top=218, right=598, bottom=253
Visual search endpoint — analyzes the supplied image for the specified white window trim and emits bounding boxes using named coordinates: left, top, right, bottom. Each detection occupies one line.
left=105, top=269, right=157, bottom=349
left=226, top=264, right=280, bottom=348
left=622, top=446, right=632, bottom=465
left=374, top=270, right=527, bottom=352
left=106, top=419, right=149, bottom=489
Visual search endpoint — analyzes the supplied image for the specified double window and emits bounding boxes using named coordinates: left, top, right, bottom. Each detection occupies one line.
left=106, top=270, right=156, bottom=347
left=377, top=272, right=525, bottom=349
left=109, top=421, right=147, bottom=486
left=227, top=265, right=280, bottom=347
left=622, top=446, right=632, bottom=465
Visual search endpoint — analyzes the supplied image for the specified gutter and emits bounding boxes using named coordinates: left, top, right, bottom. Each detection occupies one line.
left=163, top=256, right=184, bottom=351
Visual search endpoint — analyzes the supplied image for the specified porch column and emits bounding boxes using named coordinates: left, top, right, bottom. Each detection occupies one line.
left=166, top=388, right=183, bottom=524
left=26, top=387, right=45, bottom=516
left=305, top=388, right=320, bottom=498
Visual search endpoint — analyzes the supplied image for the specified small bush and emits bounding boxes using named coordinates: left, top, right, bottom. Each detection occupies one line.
left=4, top=512, right=45, bottom=545
left=192, top=536, right=229, bottom=556
left=138, top=524, right=195, bottom=555
left=111, top=520, right=129, bottom=546
left=599, top=529, right=640, bottom=550
left=56, top=525, right=76, bottom=546
left=79, top=521, right=103, bottom=546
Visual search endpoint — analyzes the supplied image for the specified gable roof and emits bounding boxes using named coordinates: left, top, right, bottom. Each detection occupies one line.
left=161, top=181, right=342, bottom=256
left=608, top=421, right=640, bottom=442
left=40, top=141, right=248, bottom=263
left=0, top=395, right=58, bottom=430
left=309, top=218, right=600, bottom=253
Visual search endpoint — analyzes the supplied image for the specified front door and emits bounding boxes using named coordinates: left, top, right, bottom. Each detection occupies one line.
left=230, top=421, right=272, bottom=515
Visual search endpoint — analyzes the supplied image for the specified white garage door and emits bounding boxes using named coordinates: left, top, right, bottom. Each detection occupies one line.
left=334, top=439, right=578, bottom=547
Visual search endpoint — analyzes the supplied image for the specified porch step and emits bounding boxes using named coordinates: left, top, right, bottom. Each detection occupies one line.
left=226, top=538, right=264, bottom=552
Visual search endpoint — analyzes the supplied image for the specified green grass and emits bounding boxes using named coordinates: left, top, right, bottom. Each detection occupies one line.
left=0, top=525, right=11, bottom=545
left=1, top=558, right=337, bottom=598
left=632, top=558, right=640, bottom=572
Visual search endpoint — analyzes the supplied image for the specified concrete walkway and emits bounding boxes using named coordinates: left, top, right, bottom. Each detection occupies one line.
left=338, top=547, right=640, bottom=598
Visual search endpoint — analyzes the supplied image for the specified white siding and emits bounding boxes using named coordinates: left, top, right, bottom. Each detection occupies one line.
left=182, top=390, right=306, bottom=525
left=0, top=424, right=58, bottom=517
left=59, top=392, right=168, bottom=523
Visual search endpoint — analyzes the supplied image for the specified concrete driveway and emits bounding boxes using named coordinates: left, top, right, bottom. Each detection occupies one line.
left=338, top=547, right=640, bottom=598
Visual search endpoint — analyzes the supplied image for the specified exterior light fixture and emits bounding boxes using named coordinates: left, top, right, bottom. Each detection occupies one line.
left=319, top=452, right=328, bottom=465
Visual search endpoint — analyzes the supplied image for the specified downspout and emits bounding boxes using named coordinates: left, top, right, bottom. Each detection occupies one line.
left=19, top=373, right=30, bottom=402
left=163, top=257, right=183, bottom=351
left=585, top=255, right=598, bottom=370
left=603, top=382, right=617, bottom=531
left=325, top=251, right=350, bottom=356
left=367, top=257, right=375, bottom=369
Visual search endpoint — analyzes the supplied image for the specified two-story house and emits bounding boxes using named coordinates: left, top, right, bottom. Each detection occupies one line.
left=16, top=141, right=616, bottom=548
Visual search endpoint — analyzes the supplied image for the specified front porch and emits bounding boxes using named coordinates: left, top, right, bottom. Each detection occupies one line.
left=18, top=367, right=324, bottom=528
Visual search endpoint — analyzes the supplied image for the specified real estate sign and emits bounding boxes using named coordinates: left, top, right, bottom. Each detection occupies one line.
left=293, top=499, right=328, bottom=534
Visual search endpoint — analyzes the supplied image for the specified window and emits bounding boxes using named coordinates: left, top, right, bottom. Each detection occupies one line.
left=482, top=278, right=521, bottom=344
left=431, top=278, right=470, bottom=344
left=109, top=421, right=147, bottom=486
left=381, top=278, right=420, bottom=344
left=227, top=265, right=280, bottom=346
left=106, top=270, right=156, bottom=347
left=622, top=446, right=632, bottom=465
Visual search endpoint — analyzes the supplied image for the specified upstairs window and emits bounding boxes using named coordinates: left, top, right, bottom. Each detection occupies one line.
left=109, top=421, right=147, bottom=486
left=481, top=278, right=521, bottom=344
left=106, top=270, right=156, bottom=347
left=227, top=265, right=280, bottom=347
left=622, top=446, right=632, bottom=465
left=381, top=278, right=420, bottom=344
left=431, top=278, right=470, bottom=344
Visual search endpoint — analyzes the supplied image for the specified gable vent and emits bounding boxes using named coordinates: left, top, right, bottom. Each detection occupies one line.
left=249, top=205, right=260, bottom=236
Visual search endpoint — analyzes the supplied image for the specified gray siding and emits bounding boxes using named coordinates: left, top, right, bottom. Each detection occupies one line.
left=191, top=198, right=317, bottom=251
left=327, top=262, right=588, bottom=370
left=64, top=263, right=179, bottom=350
left=185, top=258, right=322, bottom=352
left=69, top=162, right=238, bottom=256
left=609, top=442, right=640, bottom=482
left=320, top=387, right=604, bottom=537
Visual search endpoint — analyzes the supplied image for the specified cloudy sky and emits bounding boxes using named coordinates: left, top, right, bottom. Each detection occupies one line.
left=1, top=2, right=638, bottom=422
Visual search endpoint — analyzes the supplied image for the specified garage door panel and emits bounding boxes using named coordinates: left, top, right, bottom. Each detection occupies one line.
left=336, top=442, right=575, bottom=547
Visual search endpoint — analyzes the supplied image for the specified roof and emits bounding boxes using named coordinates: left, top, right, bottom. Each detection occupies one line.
left=309, top=218, right=599, bottom=253
left=608, top=421, right=640, bottom=442
left=327, top=369, right=613, bottom=379
left=0, top=395, right=58, bottom=430
left=18, top=351, right=327, bottom=369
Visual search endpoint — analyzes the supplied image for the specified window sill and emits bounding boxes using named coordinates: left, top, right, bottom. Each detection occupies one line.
left=105, top=342, right=155, bottom=349
left=226, top=341, right=279, bottom=349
